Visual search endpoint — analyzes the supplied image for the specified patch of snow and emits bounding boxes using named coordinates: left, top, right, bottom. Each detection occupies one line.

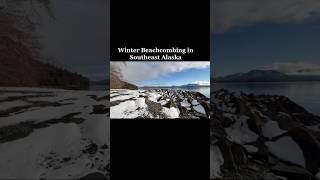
left=162, top=107, right=180, bottom=119
left=0, top=104, right=78, bottom=127
left=0, top=123, right=82, bottom=179
left=181, top=99, right=191, bottom=107
left=136, top=98, right=147, bottom=108
left=0, top=100, right=31, bottom=111
left=266, top=136, right=305, bottom=168
left=0, top=90, right=104, bottom=127
left=110, top=94, right=135, bottom=101
left=191, top=99, right=199, bottom=106
left=262, top=119, right=286, bottom=138
left=193, top=105, right=206, bottom=114
left=110, top=100, right=136, bottom=118
left=210, top=145, right=224, bottom=179
left=159, top=100, right=168, bottom=105
left=244, top=145, right=258, bottom=153
left=225, top=116, right=258, bottom=145
left=147, top=92, right=162, bottom=102
left=110, top=90, right=148, bottom=119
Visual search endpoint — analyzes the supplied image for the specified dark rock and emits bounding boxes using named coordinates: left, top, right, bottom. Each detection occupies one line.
left=62, top=157, right=71, bottom=162
left=210, top=89, right=320, bottom=180
left=271, top=163, right=313, bottom=180
left=101, top=144, right=109, bottom=149
left=90, top=105, right=108, bottom=114
left=288, top=127, right=320, bottom=174
left=82, top=143, right=98, bottom=154
left=0, top=121, right=34, bottom=143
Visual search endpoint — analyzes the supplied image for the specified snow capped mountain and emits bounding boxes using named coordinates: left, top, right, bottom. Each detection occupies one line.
left=192, top=81, right=210, bottom=86
left=179, top=81, right=210, bottom=87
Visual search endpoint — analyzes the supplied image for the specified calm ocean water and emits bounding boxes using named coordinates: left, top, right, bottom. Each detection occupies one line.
left=214, top=82, right=320, bottom=115
left=141, top=87, right=210, bottom=98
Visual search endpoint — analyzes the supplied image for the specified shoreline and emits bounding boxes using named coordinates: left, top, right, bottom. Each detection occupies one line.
left=110, top=88, right=210, bottom=119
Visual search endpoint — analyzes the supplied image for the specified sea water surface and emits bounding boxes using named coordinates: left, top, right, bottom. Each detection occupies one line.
left=214, top=82, right=320, bottom=115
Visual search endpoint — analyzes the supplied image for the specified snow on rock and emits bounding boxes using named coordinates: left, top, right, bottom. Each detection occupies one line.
left=162, top=107, right=180, bottom=119
left=147, top=92, right=162, bottom=102
left=266, top=136, right=305, bottom=168
left=110, top=94, right=136, bottom=101
left=0, top=90, right=106, bottom=127
left=181, top=99, right=191, bottom=107
left=0, top=100, right=31, bottom=111
left=191, top=99, right=199, bottom=106
left=244, top=145, right=258, bottom=153
left=225, top=116, right=259, bottom=144
left=0, top=123, right=81, bottom=179
left=193, top=104, right=206, bottom=114
left=110, top=89, right=210, bottom=119
left=262, top=119, right=286, bottom=138
left=211, top=89, right=320, bottom=180
left=210, top=145, right=224, bottom=179
left=110, top=90, right=149, bottom=118
left=110, top=100, right=137, bottom=118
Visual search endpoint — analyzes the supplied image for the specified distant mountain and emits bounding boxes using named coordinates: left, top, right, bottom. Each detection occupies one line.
left=180, top=83, right=210, bottom=87
left=142, top=82, right=210, bottom=88
left=215, top=70, right=320, bottom=82
left=181, top=81, right=210, bottom=87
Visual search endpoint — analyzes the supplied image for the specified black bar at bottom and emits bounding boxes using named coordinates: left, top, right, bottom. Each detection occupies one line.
left=110, top=119, right=209, bottom=179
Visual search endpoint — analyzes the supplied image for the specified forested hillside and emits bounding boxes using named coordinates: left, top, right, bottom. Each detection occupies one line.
left=0, top=0, right=89, bottom=90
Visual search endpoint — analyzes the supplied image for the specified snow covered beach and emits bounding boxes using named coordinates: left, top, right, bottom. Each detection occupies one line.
left=0, top=87, right=109, bottom=179
left=210, top=89, right=320, bottom=180
left=110, top=89, right=210, bottom=119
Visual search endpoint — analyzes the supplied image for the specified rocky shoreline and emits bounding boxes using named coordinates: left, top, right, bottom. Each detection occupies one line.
left=2, top=87, right=320, bottom=179
left=210, top=89, right=320, bottom=180
left=110, top=89, right=210, bottom=119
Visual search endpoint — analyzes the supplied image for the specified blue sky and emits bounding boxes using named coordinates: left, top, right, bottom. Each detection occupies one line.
left=141, top=67, right=210, bottom=86
left=211, top=0, right=320, bottom=77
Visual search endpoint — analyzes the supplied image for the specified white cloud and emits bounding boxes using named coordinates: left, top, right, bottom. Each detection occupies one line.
left=111, top=61, right=210, bottom=83
left=192, top=81, right=210, bottom=86
left=212, top=0, right=320, bottom=32
left=264, top=62, right=320, bottom=75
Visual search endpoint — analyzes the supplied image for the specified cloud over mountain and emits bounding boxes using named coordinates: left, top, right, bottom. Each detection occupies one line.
left=192, top=81, right=210, bottom=86
left=212, top=0, right=320, bottom=32
left=264, top=62, right=320, bottom=75
left=111, top=62, right=210, bottom=84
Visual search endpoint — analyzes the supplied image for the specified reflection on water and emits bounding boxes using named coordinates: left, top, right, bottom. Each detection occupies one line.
left=214, top=82, right=320, bottom=115
left=141, top=87, right=210, bottom=98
